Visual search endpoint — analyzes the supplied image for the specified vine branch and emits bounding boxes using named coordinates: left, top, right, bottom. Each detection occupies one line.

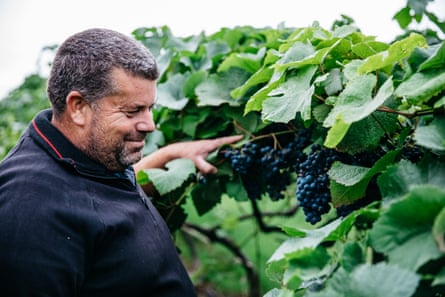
left=249, top=198, right=283, bottom=233
left=184, top=222, right=260, bottom=297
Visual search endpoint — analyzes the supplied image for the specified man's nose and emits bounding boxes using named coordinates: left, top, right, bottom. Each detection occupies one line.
left=136, top=110, right=155, bottom=132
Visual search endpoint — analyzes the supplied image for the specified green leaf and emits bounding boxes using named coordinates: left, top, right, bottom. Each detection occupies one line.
left=328, top=162, right=370, bottom=186
left=195, top=67, right=251, bottom=106
left=281, top=226, right=307, bottom=237
left=261, top=66, right=317, bottom=123
left=357, top=33, right=427, bottom=74
left=156, top=73, right=189, bottom=110
left=332, top=24, right=359, bottom=38
left=276, top=39, right=341, bottom=72
left=263, top=288, right=297, bottom=297
left=330, top=150, right=399, bottom=207
left=182, top=114, right=201, bottom=137
left=378, top=155, right=445, bottom=201
left=183, top=71, right=207, bottom=98
left=433, top=208, right=445, bottom=252
left=418, top=42, right=445, bottom=71
left=225, top=175, right=249, bottom=201
left=352, top=40, right=389, bottom=58
left=324, top=115, right=350, bottom=148
left=393, top=7, right=412, bottom=29
left=190, top=177, right=224, bottom=215
left=244, top=71, right=285, bottom=113
left=395, top=69, right=445, bottom=105
left=284, top=247, right=331, bottom=290
left=432, top=266, right=445, bottom=286
left=231, top=66, right=273, bottom=99
left=143, top=158, right=196, bottom=195
left=407, top=0, right=429, bottom=16
left=369, top=185, right=445, bottom=270
left=346, top=263, right=420, bottom=297
left=320, top=68, right=343, bottom=96
left=323, top=75, right=393, bottom=128
left=434, top=94, right=445, bottom=108
left=335, top=111, right=398, bottom=154
left=377, top=159, right=422, bottom=201
left=218, top=47, right=266, bottom=73
left=277, top=41, right=315, bottom=66
left=414, top=115, right=445, bottom=151
left=268, top=218, right=344, bottom=263
left=341, top=242, right=365, bottom=272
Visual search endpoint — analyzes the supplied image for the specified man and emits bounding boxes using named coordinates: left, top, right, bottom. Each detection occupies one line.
left=0, top=28, right=241, bottom=296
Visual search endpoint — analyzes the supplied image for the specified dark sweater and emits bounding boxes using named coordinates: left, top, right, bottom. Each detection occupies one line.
left=0, top=109, right=197, bottom=297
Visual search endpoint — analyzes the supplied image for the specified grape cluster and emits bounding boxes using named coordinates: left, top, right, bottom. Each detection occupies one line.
left=224, top=127, right=394, bottom=225
left=223, top=129, right=311, bottom=201
left=296, top=144, right=341, bottom=224
left=401, top=145, right=424, bottom=163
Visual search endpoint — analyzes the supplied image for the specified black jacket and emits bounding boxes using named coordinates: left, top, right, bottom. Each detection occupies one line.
left=0, top=110, right=197, bottom=297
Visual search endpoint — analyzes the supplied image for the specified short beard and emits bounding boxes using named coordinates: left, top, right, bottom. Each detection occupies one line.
left=83, top=132, right=140, bottom=173
left=115, top=144, right=143, bottom=170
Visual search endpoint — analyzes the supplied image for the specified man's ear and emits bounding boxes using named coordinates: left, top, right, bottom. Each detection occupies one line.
left=66, top=91, right=90, bottom=126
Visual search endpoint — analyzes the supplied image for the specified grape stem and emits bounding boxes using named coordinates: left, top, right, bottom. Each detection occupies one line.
left=377, top=105, right=436, bottom=118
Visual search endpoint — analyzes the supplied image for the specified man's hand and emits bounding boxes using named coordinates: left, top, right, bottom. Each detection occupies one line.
left=134, top=135, right=243, bottom=174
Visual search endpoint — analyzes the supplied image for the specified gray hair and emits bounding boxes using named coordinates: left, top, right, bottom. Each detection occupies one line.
left=47, top=28, right=159, bottom=115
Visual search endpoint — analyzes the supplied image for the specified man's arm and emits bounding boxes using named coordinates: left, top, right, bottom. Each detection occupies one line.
left=133, top=135, right=243, bottom=174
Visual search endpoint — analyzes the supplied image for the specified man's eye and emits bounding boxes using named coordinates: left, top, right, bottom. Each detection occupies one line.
left=125, top=110, right=139, bottom=117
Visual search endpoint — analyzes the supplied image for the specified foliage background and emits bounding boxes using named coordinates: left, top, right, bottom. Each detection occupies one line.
left=1, top=1, right=444, bottom=296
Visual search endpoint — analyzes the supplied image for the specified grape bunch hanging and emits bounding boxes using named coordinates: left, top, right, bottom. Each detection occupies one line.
left=223, top=128, right=311, bottom=201
left=223, top=127, right=425, bottom=225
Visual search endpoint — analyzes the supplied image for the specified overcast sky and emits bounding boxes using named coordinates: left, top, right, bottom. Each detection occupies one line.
left=0, top=0, right=442, bottom=99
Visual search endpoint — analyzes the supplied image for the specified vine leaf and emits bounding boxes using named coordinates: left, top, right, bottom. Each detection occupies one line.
left=268, top=217, right=350, bottom=263
left=414, top=115, right=445, bottom=151
left=329, top=150, right=399, bottom=207
left=275, top=39, right=342, bottom=72
left=328, top=163, right=369, bottom=186
left=418, top=41, right=445, bottom=71
left=141, top=158, right=196, bottom=195
left=323, top=75, right=393, bottom=147
left=282, top=247, right=331, bottom=290
left=433, top=208, right=445, bottom=252
left=369, top=185, right=445, bottom=270
left=195, top=67, right=251, bottom=106
left=244, top=74, right=284, bottom=113
left=432, top=267, right=445, bottom=287
left=378, top=154, right=445, bottom=201
left=377, top=159, right=422, bottom=201
left=357, top=32, right=427, bottom=74
left=351, top=39, right=389, bottom=59
left=218, top=47, right=265, bottom=73
left=324, top=115, right=350, bottom=148
left=314, top=263, right=420, bottom=297
left=335, top=111, right=398, bottom=154
left=394, top=68, right=445, bottom=105
left=231, top=66, right=273, bottom=100
left=190, top=177, right=224, bottom=215
left=156, top=73, right=189, bottom=110
left=261, top=65, right=316, bottom=123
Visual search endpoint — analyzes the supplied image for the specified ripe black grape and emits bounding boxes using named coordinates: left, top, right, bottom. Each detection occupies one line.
left=223, top=128, right=311, bottom=201
left=296, top=144, right=340, bottom=224
left=401, top=145, right=424, bottom=163
left=224, top=127, right=391, bottom=224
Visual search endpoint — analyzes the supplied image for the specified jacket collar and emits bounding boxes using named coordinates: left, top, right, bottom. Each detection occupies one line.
left=30, top=109, right=136, bottom=185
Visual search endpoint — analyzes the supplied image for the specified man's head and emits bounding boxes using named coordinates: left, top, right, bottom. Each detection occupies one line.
left=48, top=28, right=159, bottom=172
left=47, top=28, right=159, bottom=117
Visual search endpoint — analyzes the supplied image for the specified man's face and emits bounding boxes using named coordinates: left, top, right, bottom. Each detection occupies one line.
left=83, top=68, right=156, bottom=172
